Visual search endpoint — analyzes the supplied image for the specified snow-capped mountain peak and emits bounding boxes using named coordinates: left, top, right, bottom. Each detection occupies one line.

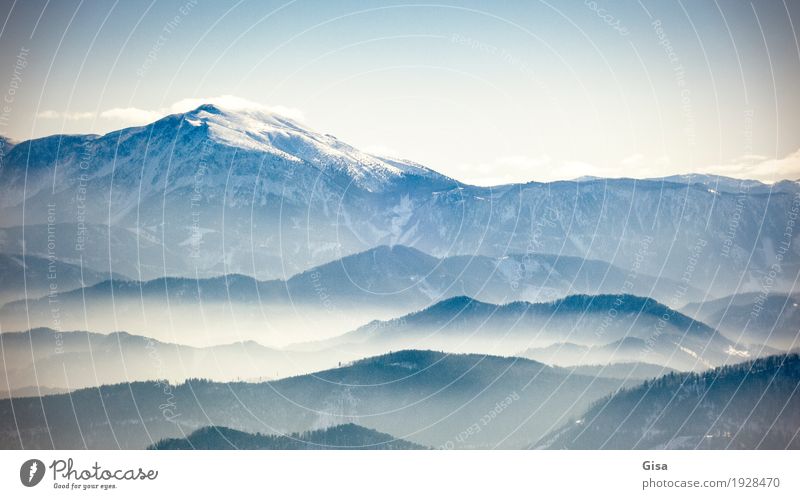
left=174, top=103, right=451, bottom=192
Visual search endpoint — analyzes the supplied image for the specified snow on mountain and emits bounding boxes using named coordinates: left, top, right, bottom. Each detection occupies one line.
left=175, top=104, right=449, bottom=191
left=657, top=173, right=765, bottom=190
left=0, top=103, right=456, bottom=221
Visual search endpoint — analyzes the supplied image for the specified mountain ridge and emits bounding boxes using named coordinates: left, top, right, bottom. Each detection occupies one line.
left=0, top=349, right=630, bottom=449
left=1, top=244, right=708, bottom=345
left=311, top=293, right=753, bottom=371
left=149, top=423, right=426, bottom=450
left=538, top=353, right=800, bottom=449
left=1, top=103, right=797, bottom=300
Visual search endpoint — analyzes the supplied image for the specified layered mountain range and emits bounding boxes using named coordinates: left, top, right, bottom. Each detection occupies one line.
left=302, top=294, right=759, bottom=371
left=1, top=244, right=709, bottom=345
left=3, top=350, right=796, bottom=450
left=0, top=103, right=798, bottom=450
left=0, top=350, right=630, bottom=450
left=1, top=104, right=797, bottom=299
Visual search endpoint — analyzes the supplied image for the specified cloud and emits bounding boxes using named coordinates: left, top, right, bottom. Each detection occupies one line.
left=453, top=155, right=619, bottom=185
left=450, top=149, right=800, bottom=185
left=613, top=151, right=800, bottom=183
left=447, top=154, right=552, bottom=186
left=99, top=107, right=161, bottom=123
left=701, top=150, right=800, bottom=183
left=37, top=95, right=306, bottom=128
left=36, top=110, right=95, bottom=121
left=36, top=110, right=59, bottom=119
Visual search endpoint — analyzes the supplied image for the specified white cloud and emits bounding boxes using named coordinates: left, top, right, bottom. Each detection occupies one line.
left=99, top=107, right=161, bottom=123
left=36, top=110, right=95, bottom=121
left=701, top=150, right=800, bottom=183
left=451, top=155, right=622, bottom=185
left=449, top=149, right=800, bottom=185
left=614, top=151, right=800, bottom=183
left=167, top=95, right=306, bottom=122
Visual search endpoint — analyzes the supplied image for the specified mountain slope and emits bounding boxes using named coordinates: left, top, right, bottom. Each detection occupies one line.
left=0, top=104, right=796, bottom=298
left=0, top=104, right=458, bottom=279
left=683, top=293, right=800, bottom=350
left=0, top=253, right=125, bottom=305
left=0, top=350, right=628, bottom=450
left=552, top=362, right=677, bottom=381
left=0, top=327, right=338, bottom=391
left=538, top=353, right=800, bottom=449
left=149, top=423, right=425, bottom=450
left=313, top=294, right=749, bottom=371
left=0, top=245, right=704, bottom=345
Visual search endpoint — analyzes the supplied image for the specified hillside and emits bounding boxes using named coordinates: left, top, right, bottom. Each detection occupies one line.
left=0, top=328, right=339, bottom=391
left=538, top=353, right=800, bottom=449
left=0, top=350, right=627, bottom=450
left=1, top=104, right=796, bottom=299
left=149, top=423, right=425, bottom=450
left=0, top=253, right=124, bottom=305
left=315, top=294, right=748, bottom=371
left=683, top=293, right=799, bottom=350
left=0, top=245, right=704, bottom=346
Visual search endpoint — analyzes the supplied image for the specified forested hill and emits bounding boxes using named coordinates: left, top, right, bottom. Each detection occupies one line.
left=150, top=423, right=426, bottom=450
left=540, top=354, right=800, bottom=449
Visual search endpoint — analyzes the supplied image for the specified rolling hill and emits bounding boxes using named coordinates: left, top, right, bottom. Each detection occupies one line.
left=0, top=245, right=704, bottom=346
left=682, top=292, right=799, bottom=350
left=0, top=253, right=124, bottom=305
left=310, top=294, right=752, bottom=371
left=0, top=350, right=629, bottom=450
left=149, top=423, right=425, bottom=450
left=0, top=327, right=340, bottom=392
left=538, top=353, right=800, bottom=449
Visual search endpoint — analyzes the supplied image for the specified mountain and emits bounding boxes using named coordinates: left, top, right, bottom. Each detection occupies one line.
left=538, top=353, right=800, bottom=449
left=655, top=174, right=763, bottom=192
left=0, top=245, right=705, bottom=345
left=0, top=104, right=797, bottom=299
left=0, top=350, right=629, bottom=450
left=0, top=253, right=125, bottom=305
left=149, top=423, right=425, bottom=450
left=682, top=293, right=800, bottom=350
left=655, top=174, right=800, bottom=195
left=552, top=362, right=677, bottom=381
left=681, top=292, right=765, bottom=318
left=311, top=294, right=752, bottom=371
left=0, top=104, right=457, bottom=280
left=0, top=223, right=188, bottom=280
left=0, top=327, right=339, bottom=392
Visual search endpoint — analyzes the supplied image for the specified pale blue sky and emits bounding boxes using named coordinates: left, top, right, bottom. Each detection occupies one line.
left=1, top=0, right=799, bottom=183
